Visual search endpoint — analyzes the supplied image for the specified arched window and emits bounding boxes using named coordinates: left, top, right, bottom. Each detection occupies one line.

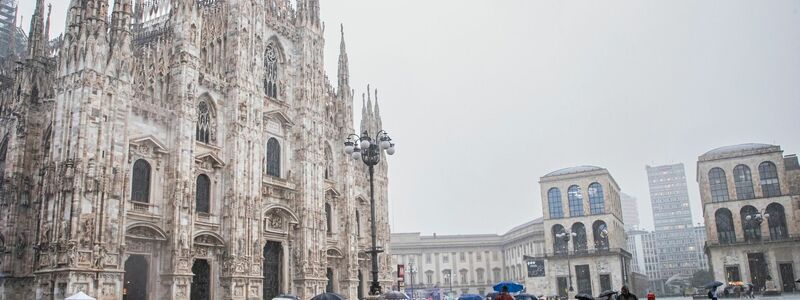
left=572, top=222, right=587, bottom=253
left=715, top=208, right=736, bottom=244
left=740, top=205, right=760, bottom=242
left=551, top=224, right=567, bottom=255
left=708, top=168, right=730, bottom=202
left=325, top=203, right=332, bottom=234
left=758, top=161, right=780, bottom=197
left=196, top=174, right=211, bottom=214
left=568, top=185, right=584, bottom=217
left=264, top=42, right=280, bottom=98
left=592, top=220, right=609, bottom=250
left=266, top=138, right=281, bottom=177
left=131, top=159, right=151, bottom=203
left=588, top=182, right=605, bottom=214
left=324, top=144, right=334, bottom=180
left=196, top=98, right=214, bottom=144
left=765, top=203, right=787, bottom=240
left=733, top=165, right=755, bottom=200
left=548, top=188, right=563, bottom=219
left=355, top=210, right=361, bottom=237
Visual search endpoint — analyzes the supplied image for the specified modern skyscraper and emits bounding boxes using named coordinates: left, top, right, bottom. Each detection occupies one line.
left=646, top=164, right=708, bottom=294
left=646, top=164, right=693, bottom=231
left=621, top=192, right=640, bottom=230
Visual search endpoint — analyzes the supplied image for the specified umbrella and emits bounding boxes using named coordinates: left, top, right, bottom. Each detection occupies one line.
left=273, top=295, right=299, bottom=300
left=310, top=293, right=346, bottom=300
left=575, top=293, right=595, bottom=300
left=598, top=290, right=618, bottom=298
left=459, top=294, right=484, bottom=300
left=493, top=281, right=525, bottom=293
left=796, top=278, right=800, bottom=283
left=383, top=291, right=410, bottom=300
left=705, top=281, right=724, bottom=289
left=515, top=293, right=539, bottom=300
left=65, top=292, right=96, bottom=300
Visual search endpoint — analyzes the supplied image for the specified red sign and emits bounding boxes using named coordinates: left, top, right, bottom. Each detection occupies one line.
left=397, top=264, right=405, bottom=279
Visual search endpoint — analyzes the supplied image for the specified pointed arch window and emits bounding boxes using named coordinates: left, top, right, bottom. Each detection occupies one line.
left=264, top=43, right=280, bottom=99
left=548, top=188, right=563, bottom=219
left=324, top=144, right=334, bottom=180
left=733, top=165, right=755, bottom=200
left=708, top=168, right=729, bottom=202
left=758, top=161, right=780, bottom=197
left=568, top=185, right=584, bottom=217
left=196, top=99, right=215, bottom=144
left=131, top=159, right=151, bottom=203
left=588, top=182, right=605, bottom=214
left=740, top=205, right=760, bottom=242
left=325, top=203, right=333, bottom=235
left=196, top=174, right=211, bottom=214
left=266, top=138, right=281, bottom=177
left=715, top=208, right=736, bottom=244
left=766, top=203, right=787, bottom=240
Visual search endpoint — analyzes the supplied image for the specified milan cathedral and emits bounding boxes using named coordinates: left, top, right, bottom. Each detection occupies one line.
left=0, top=0, right=393, bottom=299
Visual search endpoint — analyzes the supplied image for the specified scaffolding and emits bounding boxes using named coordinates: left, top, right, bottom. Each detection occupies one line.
left=0, top=0, right=17, bottom=57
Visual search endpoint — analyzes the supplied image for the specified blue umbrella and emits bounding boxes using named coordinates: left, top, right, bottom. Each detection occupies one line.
left=493, top=281, right=525, bottom=293
left=459, top=294, right=484, bottom=300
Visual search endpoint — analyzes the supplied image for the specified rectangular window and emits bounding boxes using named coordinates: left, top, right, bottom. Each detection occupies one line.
left=576, top=265, right=592, bottom=295
left=443, top=255, right=449, bottom=263
left=600, top=274, right=612, bottom=292
left=426, top=254, right=431, bottom=264
left=725, top=266, right=741, bottom=282
left=557, top=277, right=569, bottom=298
left=476, top=252, right=482, bottom=262
left=460, top=252, right=466, bottom=262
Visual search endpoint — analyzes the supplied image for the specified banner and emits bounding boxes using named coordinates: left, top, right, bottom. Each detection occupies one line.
left=527, top=259, right=545, bottom=277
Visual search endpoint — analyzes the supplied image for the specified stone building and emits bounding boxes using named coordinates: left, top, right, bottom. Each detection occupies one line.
left=0, top=1, right=393, bottom=299
left=697, top=143, right=800, bottom=293
left=537, top=166, right=632, bottom=298
left=390, top=219, right=546, bottom=298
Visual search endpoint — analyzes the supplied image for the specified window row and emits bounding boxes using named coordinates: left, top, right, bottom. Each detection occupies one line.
left=548, top=183, right=605, bottom=219
left=551, top=220, right=609, bottom=255
left=713, top=203, right=788, bottom=244
left=708, top=161, right=781, bottom=202
left=131, top=159, right=212, bottom=214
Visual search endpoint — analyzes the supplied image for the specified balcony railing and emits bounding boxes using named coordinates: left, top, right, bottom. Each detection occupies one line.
left=705, top=234, right=800, bottom=247
left=524, top=247, right=630, bottom=260
left=130, top=201, right=156, bottom=214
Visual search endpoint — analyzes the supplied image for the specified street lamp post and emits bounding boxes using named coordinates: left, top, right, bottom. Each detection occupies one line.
left=408, top=263, right=417, bottom=300
left=444, top=271, right=456, bottom=298
left=555, top=230, right=578, bottom=293
left=745, top=210, right=770, bottom=235
left=344, top=130, right=396, bottom=296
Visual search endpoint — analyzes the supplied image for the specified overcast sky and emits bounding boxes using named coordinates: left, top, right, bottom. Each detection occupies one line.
left=19, top=1, right=800, bottom=235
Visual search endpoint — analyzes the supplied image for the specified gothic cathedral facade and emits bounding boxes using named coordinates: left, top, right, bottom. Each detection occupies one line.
left=0, top=0, right=393, bottom=299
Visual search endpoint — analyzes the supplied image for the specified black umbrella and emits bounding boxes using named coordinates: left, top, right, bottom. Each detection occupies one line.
left=310, top=293, right=346, bottom=300
left=705, top=281, right=724, bottom=289
left=598, top=290, right=618, bottom=298
left=382, top=291, right=410, bottom=300
left=515, top=293, right=538, bottom=300
left=575, top=293, right=595, bottom=300
left=796, top=278, right=800, bottom=283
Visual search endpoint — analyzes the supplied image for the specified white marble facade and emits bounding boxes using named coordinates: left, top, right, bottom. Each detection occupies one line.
left=0, top=1, right=392, bottom=299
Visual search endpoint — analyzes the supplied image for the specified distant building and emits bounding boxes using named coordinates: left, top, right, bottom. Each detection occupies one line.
left=621, top=193, right=640, bottom=230
left=645, top=163, right=709, bottom=294
left=697, top=143, right=800, bottom=293
left=390, top=219, right=545, bottom=298
left=628, top=230, right=664, bottom=293
left=0, top=0, right=17, bottom=57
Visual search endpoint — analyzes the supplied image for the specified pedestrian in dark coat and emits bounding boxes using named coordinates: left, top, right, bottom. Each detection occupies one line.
left=618, top=286, right=638, bottom=300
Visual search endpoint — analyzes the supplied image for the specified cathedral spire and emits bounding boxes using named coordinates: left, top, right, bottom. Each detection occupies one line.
left=110, top=0, right=133, bottom=48
left=374, top=89, right=383, bottom=130
left=360, top=93, right=367, bottom=133
left=337, top=24, right=350, bottom=96
left=26, top=0, right=46, bottom=59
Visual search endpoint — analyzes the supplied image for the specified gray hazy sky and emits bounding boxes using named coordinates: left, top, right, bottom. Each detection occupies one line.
left=19, top=1, right=800, bottom=235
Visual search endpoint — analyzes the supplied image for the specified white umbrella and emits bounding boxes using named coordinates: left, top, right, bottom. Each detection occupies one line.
left=65, top=292, right=96, bottom=300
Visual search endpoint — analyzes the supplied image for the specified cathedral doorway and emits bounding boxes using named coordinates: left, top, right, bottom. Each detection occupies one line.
left=326, top=268, right=335, bottom=293
left=191, top=259, right=211, bottom=300
left=123, top=255, right=148, bottom=300
left=263, top=241, right=283, bottom=300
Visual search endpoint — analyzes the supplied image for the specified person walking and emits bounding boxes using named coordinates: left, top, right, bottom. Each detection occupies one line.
left=618, top=286, right=638, bottom=300
left=494, top=286, right=514, bottom=300
left=708, top=287, right=718, bottom=300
